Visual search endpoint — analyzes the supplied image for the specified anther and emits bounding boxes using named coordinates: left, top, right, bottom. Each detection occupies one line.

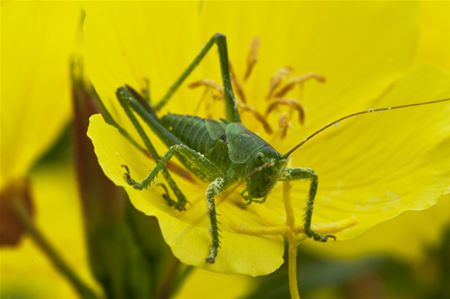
left=274, top=73, right=325, bottom=98
left=265, top=98, right=306, bottom=125
left=189, top=79, right=224, bottom=93
left=237, top=101, right=273, bottom=134
left=229, top=63, right=247, bottom=103
left=140, top=77, right=151, bottom=102
left=266, top=66, right=294, bottom=100
left=244, top=37, right=260, bottom=81
left=277, top=112, right=290, bottom=139
left=189, top=79, right=224, bottom=116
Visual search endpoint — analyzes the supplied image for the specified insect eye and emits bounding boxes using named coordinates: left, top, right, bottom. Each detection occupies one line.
left=256, top=152, right=265, bottom=163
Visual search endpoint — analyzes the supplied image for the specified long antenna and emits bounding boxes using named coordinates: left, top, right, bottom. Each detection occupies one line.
left=283, top=98, right=450, bottom=158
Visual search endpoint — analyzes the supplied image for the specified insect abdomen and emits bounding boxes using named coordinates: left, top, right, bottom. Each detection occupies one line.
left=160, top=114, right=231, bottom=171
left=161, top=114, right=213, bottom=152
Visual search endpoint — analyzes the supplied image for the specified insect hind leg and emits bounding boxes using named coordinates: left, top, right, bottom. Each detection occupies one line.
left=117, top=87, right=187, bottom=210
left=281, top=167, right=336, bottom=242
left=153, top=33, right=241, bottom=123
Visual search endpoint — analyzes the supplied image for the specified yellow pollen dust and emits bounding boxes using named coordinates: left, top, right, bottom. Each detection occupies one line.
left=190, top=37, right=326, bottom=138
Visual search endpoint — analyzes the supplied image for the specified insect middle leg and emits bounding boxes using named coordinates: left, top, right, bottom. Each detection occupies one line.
left=153, top=33, right=241, bottom=123
left=280, top=167, right=336, bottom=242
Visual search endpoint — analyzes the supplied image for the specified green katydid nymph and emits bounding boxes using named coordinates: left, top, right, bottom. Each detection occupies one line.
left=115, top=33, right=450, bottom=264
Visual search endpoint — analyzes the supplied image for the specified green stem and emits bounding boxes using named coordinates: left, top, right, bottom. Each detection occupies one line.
left=12, top=199, right=100, bottom=299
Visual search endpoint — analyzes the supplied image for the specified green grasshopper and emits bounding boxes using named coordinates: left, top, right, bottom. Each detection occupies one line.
left=115, top=33, right=450, bottom=264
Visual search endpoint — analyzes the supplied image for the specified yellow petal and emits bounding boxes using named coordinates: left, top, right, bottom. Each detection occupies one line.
left=416, top=1, right=450, bottom=70
left=0, top=2, right=79, bottom=189
left=308, top=1, right=450, bottom=261
left=308, top=2, right=450, bottom=260
left=307, top=194, right=450, bottom=262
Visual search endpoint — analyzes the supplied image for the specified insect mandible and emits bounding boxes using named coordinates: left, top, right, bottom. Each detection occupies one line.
left=115, top=33, right=450, bottom=264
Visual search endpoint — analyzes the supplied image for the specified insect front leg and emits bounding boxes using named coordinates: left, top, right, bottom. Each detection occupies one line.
left=205, top=176, right=235, bottom=264
left=280, top=167, right=336, bottom=242
left=154, top=33, right=241, bottom=123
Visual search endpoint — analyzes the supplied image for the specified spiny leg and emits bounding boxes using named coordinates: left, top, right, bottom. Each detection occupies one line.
left=153, top=33, right=241, bottom=123
left=122, top=142, right=231, bottom=263
left=122, top=145, right=181, bottom=190
left=123, top=143, right=222, bottom=191
left=117, top=89, right=187, bottom=210
left=280, top=167, right=336, bottom=242
left=118, top=87, right=224, bottom=180
left=205, top=176, right=233, bottom=264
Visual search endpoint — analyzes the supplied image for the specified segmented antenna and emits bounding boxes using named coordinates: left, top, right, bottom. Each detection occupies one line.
left=283, top=98, right=450, bottom=158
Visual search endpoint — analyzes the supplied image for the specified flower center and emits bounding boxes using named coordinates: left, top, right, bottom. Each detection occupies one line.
left=190, top=37, right=326, bottom=138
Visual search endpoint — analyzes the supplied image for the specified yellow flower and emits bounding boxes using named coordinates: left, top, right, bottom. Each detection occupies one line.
left=85, top=1, right=450, bottom=278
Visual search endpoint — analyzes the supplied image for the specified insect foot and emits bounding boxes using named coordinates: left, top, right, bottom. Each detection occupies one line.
left=205, top=256, right=216, bottom=264
left=157, top=184, right=186, bottom=212
left=121, top=164, right=139, bottom=187
left=306, top=229, right=336, bottom=242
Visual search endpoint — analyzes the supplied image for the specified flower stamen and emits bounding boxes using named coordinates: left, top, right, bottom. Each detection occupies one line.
left=274, top=112, right=290, bottom=139
left=283, top=180, right=300, bottom=299
left=189, top=79, right=224, bottom=93
left=244, top=37, right=260, bottom=81
left=189, top=77, right=273, bottom=133
left=273, top=73, right=325, bottom=98
left=229, top=63, right=247, bottom=103
left=188, top=38, right=325, bottom=138
left=266, top=66, right=294, bottom=100
left=237, top=101, right=273, bottom=134
left=264, top=70, right=325, bottom=138
left=265, top=98, right=306, bottom=125
left=189, top=79, right=224, bottom=117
